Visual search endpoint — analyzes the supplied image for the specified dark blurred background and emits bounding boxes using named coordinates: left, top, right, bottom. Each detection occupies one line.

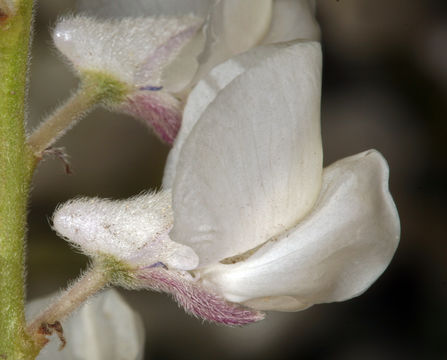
left=26, top=1, right=446, bottom=359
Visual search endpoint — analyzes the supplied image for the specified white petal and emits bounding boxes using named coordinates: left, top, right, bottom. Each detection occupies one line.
left=163, top=44, right=293, bottom=188
left=194, top=0, right=273, bottom=79
left=200, top=150, right=400, bottom=311
left=53, top=16, right=201, bottom=87
left=77, top=0, right=212, bottom=18
left=171, top=41, right=323, bottom=266
left=162, top=30, right=206, bottom=93
left=53, top=191, right=199, bottom=271
left=27, top=289, right=145, bottom=360
left=262, top=0, right=320, bottom=43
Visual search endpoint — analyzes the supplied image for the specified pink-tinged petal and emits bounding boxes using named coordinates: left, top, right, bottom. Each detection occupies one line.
left=136, top=268, right=264, bottom=326
left=118, top=91, right=182, bottom=145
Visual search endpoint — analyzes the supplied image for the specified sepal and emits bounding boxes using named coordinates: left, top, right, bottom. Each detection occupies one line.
left=134, top=267, right=264, bottom=325
left=116, top=90, right=182, bottom=144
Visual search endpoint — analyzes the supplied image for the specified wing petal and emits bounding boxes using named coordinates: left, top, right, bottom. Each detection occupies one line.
left=163, top=44, right=292, bottom=188
left=171, top=41, right=323, bottom=265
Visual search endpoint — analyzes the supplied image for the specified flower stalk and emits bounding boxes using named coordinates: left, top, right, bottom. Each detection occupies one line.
left=27, top=72, right=128, bottom=158
left=26, top=265, right=110, bottom=348
left=0, top=0, right=40, bottom=358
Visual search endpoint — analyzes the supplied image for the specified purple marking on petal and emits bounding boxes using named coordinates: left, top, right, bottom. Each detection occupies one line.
left=139, top=86, right=163, bottom=91
left=121, top=91, right=181, bottom=145
left=136, top=268, right=264, bottom=326
left=147, top=262, right=168, bottom=269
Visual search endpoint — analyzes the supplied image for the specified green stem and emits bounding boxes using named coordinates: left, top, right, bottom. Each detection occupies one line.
left=26, top=266, right=110, bottom=348
left=0, top=0, right=39, bottom=358
left=27, top=85, right=99, bottom=157
left=27, top=71, right=129, bottom=158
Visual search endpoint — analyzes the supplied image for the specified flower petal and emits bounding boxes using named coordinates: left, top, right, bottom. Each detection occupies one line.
left=170, top=41, right=323, bottom=266
left=200, top=150, right=400, bottom=311
left=195, top=0, right=273, bottom=78
left=53, top=191, right=199, bottom=271
left=262, top=0, right=320, bottom=43
left=28, top=289, right=145, bottom=360
left=163, top=44, right=294, bottom=188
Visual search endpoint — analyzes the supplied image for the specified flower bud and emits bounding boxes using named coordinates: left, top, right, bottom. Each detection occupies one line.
left=52, top=15, right=203, bottom=143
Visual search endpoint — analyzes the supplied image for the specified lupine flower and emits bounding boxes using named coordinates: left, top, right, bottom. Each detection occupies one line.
left=53, top=41, right=400, bottom=323
left=27, top=290, right=145, bottom=360
left=52, top=15, right=202, bottom=144
left=163, top=40, right=400, bottom=310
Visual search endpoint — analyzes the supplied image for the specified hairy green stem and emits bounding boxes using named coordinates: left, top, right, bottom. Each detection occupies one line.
left=26, top=86, right=99, bottom=157
left=0, top=0, right=39, bottom=358
left=27, top=71, right=129, bottom=158
left=26, top=266, right=110, bottom=348
left=0, top=1, right=130, bottom=357
left=26, top=256, right=131, bottom=350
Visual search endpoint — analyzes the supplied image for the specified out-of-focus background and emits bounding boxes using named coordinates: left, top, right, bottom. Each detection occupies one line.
left=27, top=1, right=446, bottom=359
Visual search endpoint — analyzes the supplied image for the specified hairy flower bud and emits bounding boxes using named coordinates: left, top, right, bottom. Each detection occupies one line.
left=52, top=15, right=203, bottom=144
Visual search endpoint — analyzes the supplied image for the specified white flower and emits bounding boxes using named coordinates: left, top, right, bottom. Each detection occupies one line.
left=163, top=40, right=400, bottom=310
left=27, top=290, right=145, bottom=360
left=53, top=41, right=400, bottom=323
left=53, top=15, right=202, bottom=144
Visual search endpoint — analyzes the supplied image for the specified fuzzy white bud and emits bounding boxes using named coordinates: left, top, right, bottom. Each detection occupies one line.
left=53, top=191, right=198, bottom=270
left=53, top=15, right=203, bottom=88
